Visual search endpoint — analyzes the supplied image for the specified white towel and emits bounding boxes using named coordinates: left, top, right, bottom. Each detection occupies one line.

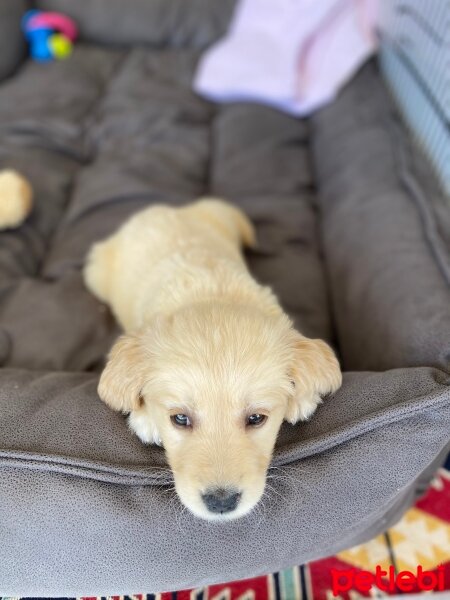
left=194, top=0, right=378, bottom=116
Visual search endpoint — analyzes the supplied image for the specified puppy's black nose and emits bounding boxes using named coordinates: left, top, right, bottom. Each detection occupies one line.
left=202, top=488, right=241, bottom=514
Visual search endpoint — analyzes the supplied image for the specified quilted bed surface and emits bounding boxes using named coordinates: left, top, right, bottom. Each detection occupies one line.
left=0, top=1, right=449, bottom=596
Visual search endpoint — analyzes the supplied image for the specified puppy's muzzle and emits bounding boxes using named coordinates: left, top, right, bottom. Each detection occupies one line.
left=202, top=488, right=242, bottom=515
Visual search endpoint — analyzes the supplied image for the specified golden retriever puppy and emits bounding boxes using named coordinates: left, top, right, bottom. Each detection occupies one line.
left=84, top=198, right=342, bottom=521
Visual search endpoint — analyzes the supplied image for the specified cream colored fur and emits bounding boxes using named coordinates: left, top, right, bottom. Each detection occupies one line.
left=0, top=170, right=33, bottom=230
left=84, top=198, right=342, bottom=520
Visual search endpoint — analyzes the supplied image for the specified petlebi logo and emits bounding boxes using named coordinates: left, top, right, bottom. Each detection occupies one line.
left=331, top=565, right=446, bottom=596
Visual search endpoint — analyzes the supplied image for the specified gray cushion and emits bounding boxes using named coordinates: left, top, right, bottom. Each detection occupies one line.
left=311, top=62, right=450, bottom=372
left=36, top=0, right=236, bottom=49
left=0, top=21, right=448, bottom=598
left=0, top=0, right=26, bottom=81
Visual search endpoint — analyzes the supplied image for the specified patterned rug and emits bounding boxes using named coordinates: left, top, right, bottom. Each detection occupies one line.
left=3, top=456, right=449, bottom=600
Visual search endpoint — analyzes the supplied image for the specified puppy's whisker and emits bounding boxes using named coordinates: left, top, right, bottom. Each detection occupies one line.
left=253, top=495, right=269, bottom=529
left=264, top=482, right=285, bottom=500
left=269, top=464, right=308, bottom=471
left=158, top=485, right=177, bottom=496
left=148, top=467, right=172, bottom=472
left=176, top=504, right=191, bottom=534
left=150, top=472, right=174, bottom=481
left=149, top=466, right=173, bottom=471
left=168, top=497, right=189, bottom=534
left=268, top=475, right=314, bottom=493
left=269, top=465, right=310, bottom=476
left=267, top=470, right=310, bottom=485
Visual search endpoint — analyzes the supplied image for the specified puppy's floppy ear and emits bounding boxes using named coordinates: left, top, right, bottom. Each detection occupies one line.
left=285, top=332, right=342, bottom=424
left=98, top=333, right=148, bottom=413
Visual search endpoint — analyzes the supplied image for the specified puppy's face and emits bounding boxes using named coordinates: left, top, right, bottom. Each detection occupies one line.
left=98, top=304, right=341, bottom=521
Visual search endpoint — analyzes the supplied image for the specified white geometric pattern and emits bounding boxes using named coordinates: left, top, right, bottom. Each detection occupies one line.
left=339, top=535, right=391, bottom=571
left=389, top=508, right=450, bottom=571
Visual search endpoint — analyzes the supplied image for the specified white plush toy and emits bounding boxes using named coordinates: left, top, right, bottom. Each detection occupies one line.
left=0, top=170, right=33, bottom=230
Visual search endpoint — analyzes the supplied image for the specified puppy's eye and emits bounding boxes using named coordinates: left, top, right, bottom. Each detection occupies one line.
left=171, top=414, right=192, bottom=428
left=246, top=413, right=267, bottom=427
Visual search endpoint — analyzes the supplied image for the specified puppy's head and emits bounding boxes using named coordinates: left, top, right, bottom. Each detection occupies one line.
left=98, top=303, right=341, bottom=521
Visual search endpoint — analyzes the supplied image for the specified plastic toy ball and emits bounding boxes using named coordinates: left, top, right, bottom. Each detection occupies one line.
left=22, top=10, right=78, bottom=62
left=48, top=33, right=73, bottom=59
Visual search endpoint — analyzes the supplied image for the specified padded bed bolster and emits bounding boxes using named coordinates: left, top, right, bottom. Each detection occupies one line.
left=0, top=366, right=449, bottom=595
left=311, top=61, right=450, bottom=372
left=36, top=0, right=236, bottom=49
left=0, top=0, right=26, bottom=82
left=0, top=365, right=449, bottom=595
left=2, top=446, right=448, bottom=597
left=0, top=367, right=449, bottom=480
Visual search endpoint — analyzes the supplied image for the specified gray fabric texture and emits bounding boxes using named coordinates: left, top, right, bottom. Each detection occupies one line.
left=311, top=63, right=450, bottom=372
left=0, top=0, right=27, bottom=82
left=0, top=7, right=448, bottom=595
left=36, top=0, right=237, bottom=49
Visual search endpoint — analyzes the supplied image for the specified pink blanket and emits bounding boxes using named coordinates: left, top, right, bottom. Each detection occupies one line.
left=194, top=0, right=378, bottom=116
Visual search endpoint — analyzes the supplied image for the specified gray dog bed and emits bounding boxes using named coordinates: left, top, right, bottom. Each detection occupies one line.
left=0, top=0, right=449, bottom=596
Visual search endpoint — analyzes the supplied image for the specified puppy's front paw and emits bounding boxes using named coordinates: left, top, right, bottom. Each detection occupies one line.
left=0, top=170, right=33, bottom=230
left=285, top=333, right=342, bottom=424
left=295, top=392, right=323, bottom=421
left=128, top=407, right=162, bottom=446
